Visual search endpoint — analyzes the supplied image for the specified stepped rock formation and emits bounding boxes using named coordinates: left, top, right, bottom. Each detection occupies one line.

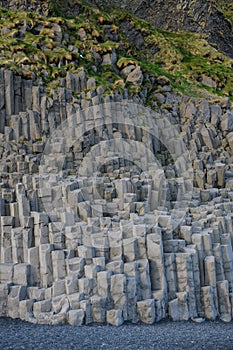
left=1, top=66, right=233, bottom=325
left=0, top=1, right=233, bottom=326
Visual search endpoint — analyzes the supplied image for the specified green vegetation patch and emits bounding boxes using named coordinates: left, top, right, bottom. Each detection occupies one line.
left=0, top=1, right=232, bottom=101
left=218, top=1, right=233, bottom=23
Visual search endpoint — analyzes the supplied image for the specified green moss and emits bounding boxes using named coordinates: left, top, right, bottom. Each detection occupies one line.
left=0, top=2, right=232, bottom=102
left=218, top=1, right=233, bottom=23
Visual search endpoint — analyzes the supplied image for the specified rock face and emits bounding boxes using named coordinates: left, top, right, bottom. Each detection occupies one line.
left=92, top=0, right=233, bottom=58
left=0, top=0, right=233, bottom=327
left=1, top=0, right=232, bottom=57
left=0, top=63, right=233, bottom=325
left=0, top=0, right=51, bottom=16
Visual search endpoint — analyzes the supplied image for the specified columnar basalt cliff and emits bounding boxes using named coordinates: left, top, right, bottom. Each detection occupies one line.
left=0, top=1, right=233, bottom=326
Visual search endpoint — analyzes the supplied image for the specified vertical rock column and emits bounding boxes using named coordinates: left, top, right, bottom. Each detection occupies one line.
left=202, top=256, right=218, bottom=320
left=175, top=252, right=197, bottom=318
left=147, top=232, right=167, bottom=295
left=39, top=244, right=54, bottom=288
left=0, top=217, right=14, bottom=263
left=0, top=69, right=5, bottom=133
left=14, top=75, right=22, bottom=114
left=4, top=70, right=14, bottom=120
left=110, top=274, right=127, bottom=320
left=164, top=253, right=177, bottom=301
left=217, top=280, right=232, bottom=322
left=11, top=227, right=24, bottom=263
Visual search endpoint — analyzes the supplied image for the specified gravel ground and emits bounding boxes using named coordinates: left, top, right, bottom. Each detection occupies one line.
left=0, top=318, right=233, bottom=350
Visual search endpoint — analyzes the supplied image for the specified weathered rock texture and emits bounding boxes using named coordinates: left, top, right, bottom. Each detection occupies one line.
left=1, top=1, right=232, bottom=57
left=0, top=0, right=51, bottom=16
left=0, top=63, right=233, bottom=325
left=92, top=0, right=233, bottom=58
left=0, top=0, right=233, bottom=327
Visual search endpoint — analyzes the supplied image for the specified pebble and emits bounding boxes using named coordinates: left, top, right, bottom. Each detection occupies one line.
left=1, top=318, right=233, bottom=350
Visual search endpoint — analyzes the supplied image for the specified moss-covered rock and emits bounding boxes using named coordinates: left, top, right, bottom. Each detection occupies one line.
left=0, top=1, right=232, bottom=101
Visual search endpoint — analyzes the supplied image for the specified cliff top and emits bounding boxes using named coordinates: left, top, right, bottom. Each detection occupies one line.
left=0, top=0, right=232, bottom=101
